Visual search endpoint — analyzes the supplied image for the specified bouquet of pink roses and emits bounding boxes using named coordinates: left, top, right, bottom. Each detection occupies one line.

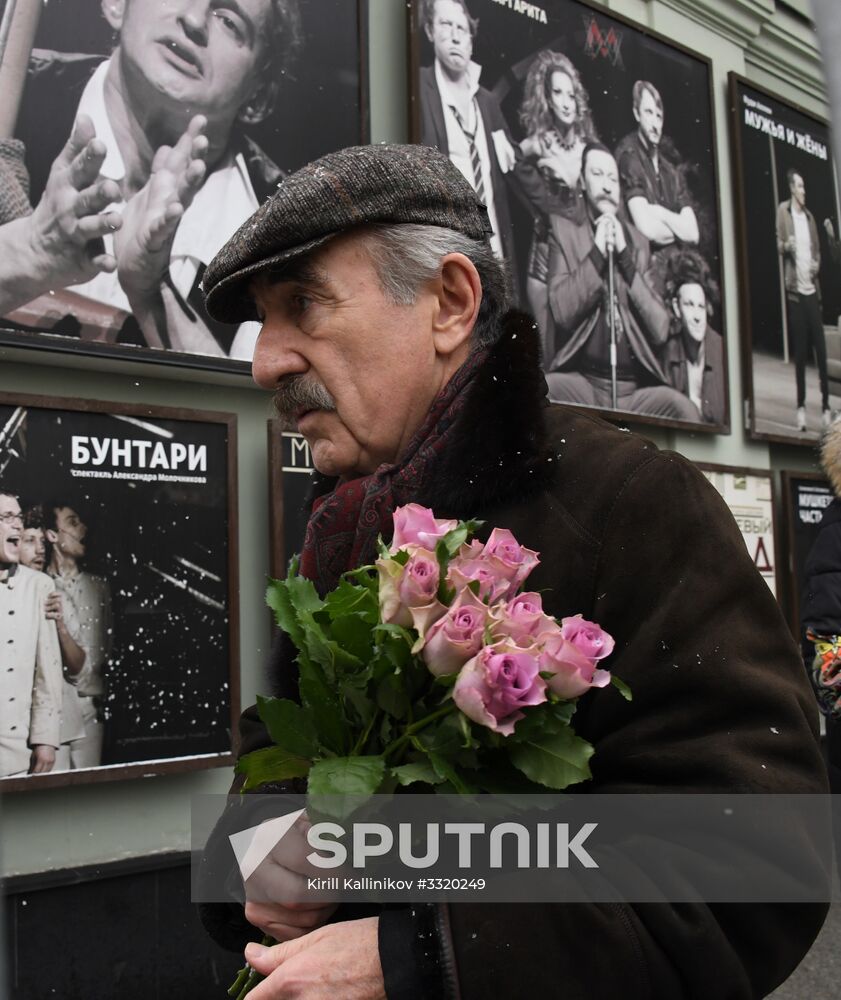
left=229, top=504, right=628, bottom=996
left=236, top=504, right=629, bottom=800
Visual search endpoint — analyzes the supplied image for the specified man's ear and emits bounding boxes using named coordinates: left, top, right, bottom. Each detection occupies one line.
left=101, top=0, right=125, bottom=31
left=431, top=253, right=482, bottom=358
left=46, top=528, right=58, bottom=546
left=671, top=298, right=680, bottom=320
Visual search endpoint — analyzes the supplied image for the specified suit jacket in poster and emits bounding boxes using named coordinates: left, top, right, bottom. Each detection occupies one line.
left=546, top=212, right=671, bottom=384
left=419, top=64, right=517, bottom=275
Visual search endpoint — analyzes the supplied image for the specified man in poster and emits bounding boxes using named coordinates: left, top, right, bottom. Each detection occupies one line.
left=418, top=0, right=517, bottom=266
left=663, top=249, right=726, bottom=425
left=615, top=81, right=699, bottom=279
left=776, top=168, right=832, bottom=432
left=0, top=491, right=62, bottom=777
left=15, top=0, right=302, bottom=360
left=44, top=501, right=112, bottom=768
left=544, top=143, right=698, bottom=419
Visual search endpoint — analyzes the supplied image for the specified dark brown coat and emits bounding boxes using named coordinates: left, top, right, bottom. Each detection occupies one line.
left=211, top=313, right=829, bottom=999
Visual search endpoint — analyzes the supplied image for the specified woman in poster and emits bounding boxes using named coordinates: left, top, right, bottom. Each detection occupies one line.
left=515, top=50, right=597, bottom=361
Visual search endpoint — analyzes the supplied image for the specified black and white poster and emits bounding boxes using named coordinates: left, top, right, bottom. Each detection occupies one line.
left=410, top=0, right=728, bottom=431
left=0, top=0, right=367, bottom=372
left=730, top=74, right=841, bottom=444
left=697, top=463, right=779, bottom=598
left=268, top=426, right=313, bottom=579
left=781, top=471, right=833, bottom=633
left=0, top=394, right=238, bottom=789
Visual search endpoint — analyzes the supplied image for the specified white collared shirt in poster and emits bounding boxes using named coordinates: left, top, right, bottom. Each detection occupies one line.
left=435, top=59, right=505, bottom=259
left=0, top=565, right=62, bottom=776
left=66, top=60, right=261, bottom=358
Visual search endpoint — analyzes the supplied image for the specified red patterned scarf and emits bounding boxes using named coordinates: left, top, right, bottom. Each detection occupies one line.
left=299, top=348, right=488, bottom=594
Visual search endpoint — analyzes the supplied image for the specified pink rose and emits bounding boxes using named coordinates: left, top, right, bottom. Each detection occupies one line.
left=453, top=642, right=547, bottom=736
left=560, top=615, right=615, bottom=661
left=482, top=527, right=540, bottom=591
left=391, top=504, right=458, bottom=552
left=446, top=552, right=512, bottom=603
left=377, top=548, right=444, bottom=631
left=377, top=555, right=409, bottom=626
left=421, top=588, right=490, bottom=676
left=490, top=592, right=559, bottom=647
left=539, top=633, right=611, bottom=701
left=398, top=549, right=440, bottom=608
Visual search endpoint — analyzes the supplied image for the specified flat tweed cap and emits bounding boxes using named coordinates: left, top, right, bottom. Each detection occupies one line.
left=202, top=143, right=494, bottom=324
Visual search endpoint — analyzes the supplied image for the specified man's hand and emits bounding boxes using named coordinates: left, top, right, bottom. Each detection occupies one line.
left=44, top=592, right=63, bottom=621
left=244, top=813, right=338, bottom=941
left=594, top=214, right=626, bottom=257
left=29, top=745, right=56, bottom=773
left=824, top=217, right=835, bottom=240
left=785, top=235, right=797, bottom=254
left=22, top=114, right=122, bottom=288
left=244, top=918, right=385, bottom=1000
left=114, top=115, right=208, bottom=302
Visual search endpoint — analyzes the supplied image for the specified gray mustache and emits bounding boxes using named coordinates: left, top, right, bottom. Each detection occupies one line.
left=273, top=375, right=337, bottom=429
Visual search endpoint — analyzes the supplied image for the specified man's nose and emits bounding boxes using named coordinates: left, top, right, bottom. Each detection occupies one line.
left=252, top=324, right=309, bottom=391
left=178, top=0, right=211, bottom=44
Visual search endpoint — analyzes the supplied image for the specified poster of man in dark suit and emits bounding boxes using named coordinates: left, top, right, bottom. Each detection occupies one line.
left=411, top=0, right=727, bottom=432
left=418, top=0, right=518, bottom=270
left=730, top=74, right=841, bottom=444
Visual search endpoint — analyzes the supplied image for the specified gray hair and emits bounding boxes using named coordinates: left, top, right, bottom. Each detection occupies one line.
left=360, top=224, right=510, bottom=347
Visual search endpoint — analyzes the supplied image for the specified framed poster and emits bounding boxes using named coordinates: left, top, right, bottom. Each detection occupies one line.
left=268, top=425, right=313, bottom=580
left=409, top=0, right=729, bottom=433
left=781, top=470, right=833, bottom=634
left=0, top=0, right=369, bottom=373
left=0, top=393, right=238, bottom=790
left=697, top=463, right=780, bottom=598
left=729, top=73, right=841, bottom=444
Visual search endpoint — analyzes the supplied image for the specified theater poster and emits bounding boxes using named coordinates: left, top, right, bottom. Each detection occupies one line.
left=0, top=0, right=368, bottom=372
left=781, top=471, right=833, bottom=633
left=268, top=425, right=314, bottom=580
left=410, top=0, right=728, bottom=433
left=697, top=463, right=780, bottom=598
left=0, top=393, right=238, bottom=790
left=729, top=73, right=841, bottom=445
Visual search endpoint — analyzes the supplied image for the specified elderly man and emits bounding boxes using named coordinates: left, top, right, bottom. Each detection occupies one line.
left=614, top=80, right=699, bottom=261
left=545, top=142, right=697, bottom=419
left=419, top=0, right=517, bottom=268
left=199, top=143, right=827, bottom=999
left=0, top=491, right=62, bottom=777
left=16, top=0, right=301, bottom=359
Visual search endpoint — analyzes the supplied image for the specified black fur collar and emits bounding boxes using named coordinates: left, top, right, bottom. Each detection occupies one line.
left=309, top=310, right=554, bottom=517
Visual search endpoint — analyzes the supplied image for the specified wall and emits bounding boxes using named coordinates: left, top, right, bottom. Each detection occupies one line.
left=0, top=0, right=830, bottom=878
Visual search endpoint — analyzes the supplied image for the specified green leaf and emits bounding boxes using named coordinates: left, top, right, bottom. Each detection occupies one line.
left=307, top=755, right=386, bottom=797
left=235, top=745, right=311, bottom=791
left=256, top=696, right=318, bottom=758
left=377, top=671, right=410, bottom=720
left=297, top=661, right=348, bottom=755
left=324, top=577, right=378, bottom=625
left=390, top=760, right=445, bottom=787
left=330, top=614, right=377, bottom=664
left=427, top=751, right=478, bottom=794
left=266, top=578, right=307, bottom=650
left=439, top=519, right=484, bottom=557
left=611, top=675, right=633, bottom=701
left=509, top=727, right=594, bottom=790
